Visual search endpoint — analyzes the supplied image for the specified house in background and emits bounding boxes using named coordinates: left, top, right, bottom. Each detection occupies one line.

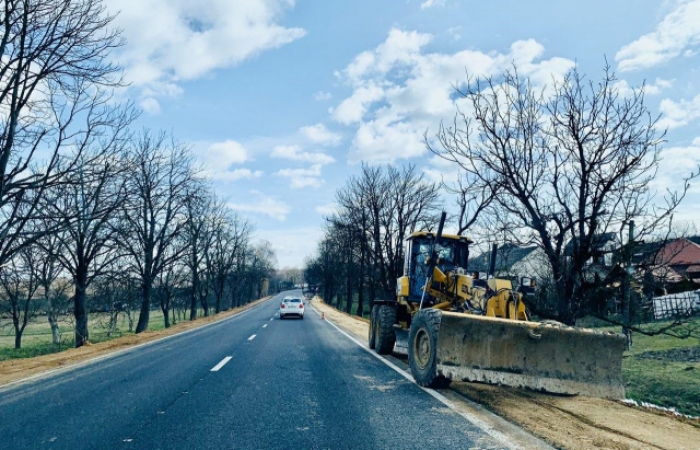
left=648, top=238, right=700, bottom=286
left=564, top=232, right=619, bottom=268
left=468, top=243, right=546, bottom=282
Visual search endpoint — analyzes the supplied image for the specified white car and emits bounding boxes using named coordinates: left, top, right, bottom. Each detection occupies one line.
left=279, top=296, right=304, bottom=319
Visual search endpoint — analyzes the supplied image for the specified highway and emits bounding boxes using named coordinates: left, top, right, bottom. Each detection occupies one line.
left=0, top=290, right=511, bottom=449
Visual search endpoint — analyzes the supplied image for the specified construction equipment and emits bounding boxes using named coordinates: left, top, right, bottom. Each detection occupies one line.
left=368, top=213, right=627, bottom=399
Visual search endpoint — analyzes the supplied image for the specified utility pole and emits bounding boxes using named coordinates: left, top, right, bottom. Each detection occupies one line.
left=622, top=220, right=635, bottom=350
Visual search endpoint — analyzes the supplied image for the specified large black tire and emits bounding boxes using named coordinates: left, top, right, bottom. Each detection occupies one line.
left=375, top=305, right=397, bottom=355
left=368, top=305, right=380, bottom=349
left=408, top=309, right=450, bottom=388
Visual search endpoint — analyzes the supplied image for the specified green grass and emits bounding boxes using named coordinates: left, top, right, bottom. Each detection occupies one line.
left=621, top=320, right=700, bottom=417
left=0, top=309, right=204, bottom=362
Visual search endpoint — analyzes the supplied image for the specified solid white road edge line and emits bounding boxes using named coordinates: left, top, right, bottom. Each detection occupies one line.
left=310, top=305, right=550, bottom=450
left=211, top=356, right=233, bottom=372
left=247, top=334, right=257, bottom=341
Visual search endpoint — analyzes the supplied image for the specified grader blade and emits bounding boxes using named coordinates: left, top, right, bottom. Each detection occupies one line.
left=435, top=312, right=627, bottom=399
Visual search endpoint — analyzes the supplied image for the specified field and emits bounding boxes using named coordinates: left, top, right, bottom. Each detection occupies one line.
left=0, top=309, right=206, bottom=361
left=622, top=323, right=700, bottom=417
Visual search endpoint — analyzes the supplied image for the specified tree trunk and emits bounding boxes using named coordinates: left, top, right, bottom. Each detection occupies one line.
left=48, top=311, right=60, bottom=345
left=14, top=329, right=22, bottom=349
left=74, top=288, right=89, bottom=347
left=135, top=282, right=151, bottom=333
left=162, top=303, right=170, bottom=328
left=189, top=269, right=199, bottom=320
left=357, top=241, right=365, bottom=317
left=161, top=292, right=171, bottom=328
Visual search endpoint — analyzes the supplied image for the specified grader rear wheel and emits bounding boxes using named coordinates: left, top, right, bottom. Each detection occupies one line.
left=368, top=305, right=379, bottom=349
left=375, top=305, right=397, bottom=355
left=408, top=309, right=450, bottom=388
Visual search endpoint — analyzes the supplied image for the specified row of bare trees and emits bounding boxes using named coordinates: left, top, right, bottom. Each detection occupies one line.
left=304, top=164, right=441, bottom=316
left=0, top=0, right=274, bottom=349
left=306, top=64, right=698, bottom=335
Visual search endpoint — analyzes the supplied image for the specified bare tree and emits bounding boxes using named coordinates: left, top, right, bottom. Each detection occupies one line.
left=38, top=105, right=135, bottom=346
left=0, top=245, right=41, bottom=348
left=119, top=130, right=194, bottom=333
left=0, top=0, right=123, bottom=269
left=182, top=184, right=215, bottom=320
left=207, top=210, right=252, bottom=313
left=429, top=65, right=699, bottom=324
left=34, top=231, right=71, bottom=345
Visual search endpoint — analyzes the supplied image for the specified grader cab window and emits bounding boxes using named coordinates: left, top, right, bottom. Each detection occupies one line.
left=407, top=237, right=469, bottom=300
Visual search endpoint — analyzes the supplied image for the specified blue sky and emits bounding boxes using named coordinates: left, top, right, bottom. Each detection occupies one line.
left=104, top=0, right=700, bottom=268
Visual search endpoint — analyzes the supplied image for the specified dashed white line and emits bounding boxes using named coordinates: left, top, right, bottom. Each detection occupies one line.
left=210, top=356, right=232, bottom=372
left=262, top=324, right=268, bottom=328
left=247, top=334, right=257, bottom=341
left=270, top=318, right=274, bottom=321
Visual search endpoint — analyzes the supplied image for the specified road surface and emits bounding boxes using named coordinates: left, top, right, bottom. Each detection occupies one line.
left=0, top=290, right=511, bottom=449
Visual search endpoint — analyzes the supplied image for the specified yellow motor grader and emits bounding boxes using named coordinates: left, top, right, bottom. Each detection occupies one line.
left=368, top=214, right=626, bottom=399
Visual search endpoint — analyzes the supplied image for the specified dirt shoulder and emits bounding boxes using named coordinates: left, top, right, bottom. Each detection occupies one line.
left=0, top=297, right=271, bottom=387
left=310, top=298, right=700, bottom=450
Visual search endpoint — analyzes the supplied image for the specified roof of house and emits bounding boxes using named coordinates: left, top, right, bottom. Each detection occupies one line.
left=653, top=238, right=700, bottom=266
left=468, top=243, right=539, bottom=273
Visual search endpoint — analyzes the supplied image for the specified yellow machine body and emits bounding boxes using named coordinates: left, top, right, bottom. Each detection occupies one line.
left=388, top=231, right=626, bottom=399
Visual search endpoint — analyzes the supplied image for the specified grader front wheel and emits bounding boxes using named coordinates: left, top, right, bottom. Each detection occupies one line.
left=408, top=309, right=450, bottom=388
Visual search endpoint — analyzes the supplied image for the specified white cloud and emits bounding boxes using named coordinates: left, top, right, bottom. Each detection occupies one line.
left=330, top=83, right=385, bottom=125
left=650, top=144, right=700, bottom=194
left=331, top=29, right=575, bottom=163
left=215, top=168, right=264, bottom=182
left=275, top=164, right=324, bottom=188
left=314, top=91, right=332, bottom=101
left=615, top=0, right=700, bottom=71
left=264, top=227, right=325, bottom=267
left=420, top=0, right=445, bottom=9
left=199, top=140, right=260, bottom=181
left=299, top=123, right=342, bottom=146
left=446, top=26, right=462, bottom=41
left=271, top=145, right=335, bottom=164
left=423, top=155, right=461, bottom=185
left=657, top=94, right=700, bottom=129
left=106, top=0, right=305, bottom=105
left=140, top=97, right=161, bottom=114
left=315, top=203, right=337, bottom=216
left=613, top=78, right=673, bottom=98
left=205, top=140, right=250, bottom=165
left=228, top=191, right=290, bottom=221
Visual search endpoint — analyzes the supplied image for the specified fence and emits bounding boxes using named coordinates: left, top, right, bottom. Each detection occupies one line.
left=652, top=290, right=700, bottom=320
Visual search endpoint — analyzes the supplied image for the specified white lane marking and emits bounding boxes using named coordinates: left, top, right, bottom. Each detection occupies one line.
left=0, top=297, right=276, bottom=393
left=270, top=318, right=274, bottom=321
left=309, top=306, right=543, bottom=450
left=247, top=334, right=257, bottom=341
left=210, top=356, right=232, bottom=372
left=262, top=324, right=268, bottom=328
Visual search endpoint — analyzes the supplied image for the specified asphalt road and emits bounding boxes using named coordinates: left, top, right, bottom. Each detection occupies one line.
left=0, top=290, right=510, bottom=450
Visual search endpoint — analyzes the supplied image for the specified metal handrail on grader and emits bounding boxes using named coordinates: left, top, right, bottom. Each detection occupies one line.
left=368, top=213, right=626, bottom=399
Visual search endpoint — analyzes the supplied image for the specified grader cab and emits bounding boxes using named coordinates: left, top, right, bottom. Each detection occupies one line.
left=368, top=214, right=627, bottom=399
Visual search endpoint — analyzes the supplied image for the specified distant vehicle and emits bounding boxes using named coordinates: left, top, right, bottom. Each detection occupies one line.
left=280, top=296, right=304, bottom=320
